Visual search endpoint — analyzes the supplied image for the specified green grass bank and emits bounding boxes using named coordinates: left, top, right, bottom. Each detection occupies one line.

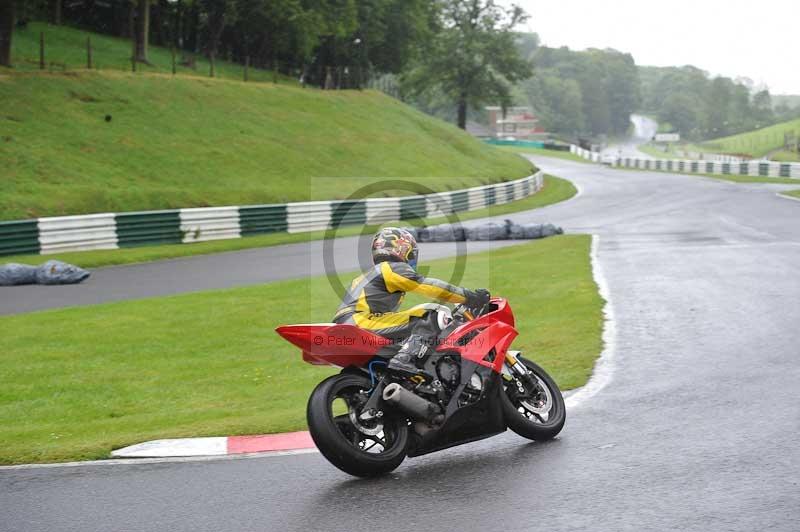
left=0, top=235, right=602, bottom=464
left=638, top=118, right=800, bottom=162
left=0, top=70, right=531, bottom=220
left=690, top=118, right=800, bottom=161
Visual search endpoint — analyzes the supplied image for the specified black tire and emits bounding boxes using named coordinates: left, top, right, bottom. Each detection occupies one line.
left=501, top=356, right=566, bottom=441
left=307, top=373, right=408, bottom=477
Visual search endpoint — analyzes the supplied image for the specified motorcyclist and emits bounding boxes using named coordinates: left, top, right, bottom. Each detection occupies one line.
left=332, top=227, right=490, bottom=375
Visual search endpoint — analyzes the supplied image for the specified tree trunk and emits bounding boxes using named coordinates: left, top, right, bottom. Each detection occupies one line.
left=152, top=0, right=166, bottom=47
left=174, top=0, right=182, bottom=48
left=457, top=93, right=468, bottom=130
left=0, top=0, right=14, bottom=67
left=189, top=2, right=199, bottom=53
left=206, top=12, right=225, bottom=70
left=53, top=0, right=62, bottom=25
left=126, top=3, right=134, bottom=40
left=134, top=0, right=149, bottom=63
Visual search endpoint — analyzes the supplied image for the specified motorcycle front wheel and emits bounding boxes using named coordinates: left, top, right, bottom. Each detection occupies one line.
left=500, top=356, right=566, bottom=441
left=307, top=372, right=408, bottom=477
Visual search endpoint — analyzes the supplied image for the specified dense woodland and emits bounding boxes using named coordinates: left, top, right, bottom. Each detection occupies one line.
left=638, top=65, right=800, bottom=140
left=7, top=0, right=434, bottom=85
left=1, top=1, right=798, bottom=141
left=513, top=34, right=800, bottom=141
left=515, top=37, right=640, bottom=137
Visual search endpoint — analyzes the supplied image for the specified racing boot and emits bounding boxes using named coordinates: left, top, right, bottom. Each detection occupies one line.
left=388, top=334, right=429, bottom=376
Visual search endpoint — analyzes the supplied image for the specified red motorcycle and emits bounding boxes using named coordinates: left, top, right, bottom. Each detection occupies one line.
left=276, top=297, right=565, bottom=477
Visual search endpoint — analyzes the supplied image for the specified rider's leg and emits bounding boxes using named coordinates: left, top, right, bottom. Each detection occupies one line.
left=349, top=305, right=446, bottom=375
left=388, top=305, right=449, bottom=374
left=388, top=314, right=439, bottom=375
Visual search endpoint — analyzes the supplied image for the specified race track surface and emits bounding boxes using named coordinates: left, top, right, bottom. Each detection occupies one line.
left=2, top=158, right=799, bottom=531
left=0, top=234, right=522, bottom=315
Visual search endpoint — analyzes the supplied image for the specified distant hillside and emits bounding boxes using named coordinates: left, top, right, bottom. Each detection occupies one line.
left=636, top=65, right=790, bottom=141
left=773, top=95, right=800, bottom=109
left=691, top=118, right=800, bottom=161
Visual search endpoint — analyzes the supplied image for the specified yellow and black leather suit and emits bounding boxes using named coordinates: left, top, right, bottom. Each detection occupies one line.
left=332, top=260, right=468, bottom=338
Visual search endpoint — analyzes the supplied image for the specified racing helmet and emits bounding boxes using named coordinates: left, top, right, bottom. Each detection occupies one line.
left=371, top=227, right=419, bottom=269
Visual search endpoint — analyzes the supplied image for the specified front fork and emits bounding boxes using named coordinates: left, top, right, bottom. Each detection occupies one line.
left=503, top=350, right=537, bottom=398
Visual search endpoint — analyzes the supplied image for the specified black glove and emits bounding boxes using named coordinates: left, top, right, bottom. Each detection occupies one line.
left=465, top=288, right=491, bottom=310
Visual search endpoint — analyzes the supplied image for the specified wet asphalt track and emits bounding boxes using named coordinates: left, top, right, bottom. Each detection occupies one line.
left=0, top=228, right=522, bottom=316
left=2, top=158, right=800, bottom=531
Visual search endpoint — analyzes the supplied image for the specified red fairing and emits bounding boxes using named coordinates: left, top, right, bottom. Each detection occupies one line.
left=436, top=302, right=518, bottom=374
left=275, top=324, right=390, bottom=368
left=488, top=297, right=515, bottom=327
left=276, top=298, right=518, bottom=372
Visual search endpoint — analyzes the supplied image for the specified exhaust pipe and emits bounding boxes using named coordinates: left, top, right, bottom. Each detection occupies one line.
left=382, top=383, right=442, bottom=421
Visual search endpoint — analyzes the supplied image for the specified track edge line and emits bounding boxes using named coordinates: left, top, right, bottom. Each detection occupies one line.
left=564, top=234, right=617, bottom=410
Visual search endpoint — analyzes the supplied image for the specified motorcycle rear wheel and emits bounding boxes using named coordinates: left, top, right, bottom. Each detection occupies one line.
left=307, top=372, right=408, bottom=477
left=501, top=356, right=566, bottom=441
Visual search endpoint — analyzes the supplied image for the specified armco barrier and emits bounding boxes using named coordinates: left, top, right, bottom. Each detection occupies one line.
left=0, top=172, right=543, bottom=257
left=180, top=206, right=241, bottom=243
left=38, top=213, right=117, bottom=254
left=569, top=145, right=800, bottom=179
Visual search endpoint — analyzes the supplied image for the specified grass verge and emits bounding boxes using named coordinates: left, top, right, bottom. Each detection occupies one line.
left=2, top=175, right=576, bottom=268
left=781, top=190, right=800, bottom=199
left=771, top=150, right=800, bottom=163
left=0, top=234, right=602, bottom=464
left=497, top=145, right=591, bottom=164
left=636, top=143, right=684, bottom=160
left=697, top=174, right=800, bottom=185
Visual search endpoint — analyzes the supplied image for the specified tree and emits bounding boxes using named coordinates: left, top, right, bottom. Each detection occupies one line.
left=0, top=0, right=13, bottom=67
left=638, top=66, right=783, bottom=141
left=133, top=0, right=151, bottom=63
left=518, top=45, right=641, bottom=138
left=514, top=32, right=539, bottom=62
left=573, top=55, right=610, bottom=135
left=521, top=73, right=583, bottom=135
left=660, top=92, right=700, bottom=136
left=199, top=0, right=236, bottom=73
left=751, top=90, right=774, bottom=127
left=403, top=0, right=531, bottom=130
left=705, top=76, right=733, bottom=137
left=355, top=0, right=433, bottom=75
left=599, top=50, right=640, bottom=135
left=52, top=0, right=62, bottom=25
